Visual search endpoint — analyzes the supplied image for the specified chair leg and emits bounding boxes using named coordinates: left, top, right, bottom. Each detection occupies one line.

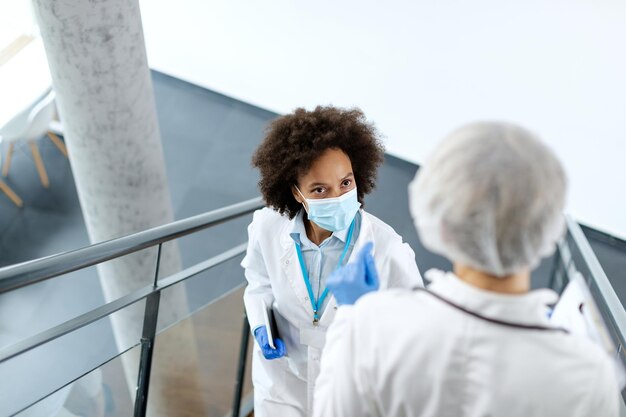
left=0, top=180, right=23, bottom=207
left=47, top=132, right=68, bottom=157
left=2, top=143, right=14, bottom=177
left=28, top=141, right=49, bottom=188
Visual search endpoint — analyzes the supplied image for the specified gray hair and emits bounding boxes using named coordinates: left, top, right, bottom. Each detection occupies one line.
left=409, top=121, right=567, bottom=277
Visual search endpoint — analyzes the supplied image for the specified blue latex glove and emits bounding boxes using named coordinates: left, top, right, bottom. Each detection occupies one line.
left=254, top=325, right=286, bottom=360
left=327, top=241, right=380, bottom=305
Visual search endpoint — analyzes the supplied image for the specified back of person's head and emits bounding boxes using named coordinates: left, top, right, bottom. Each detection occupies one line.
left=409, top=121, right=568, bottom=277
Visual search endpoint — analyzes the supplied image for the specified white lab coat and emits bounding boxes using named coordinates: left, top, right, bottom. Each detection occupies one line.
left=242, top=208, right=423, bottom=417
left=314, top=269, right=620, bottom=417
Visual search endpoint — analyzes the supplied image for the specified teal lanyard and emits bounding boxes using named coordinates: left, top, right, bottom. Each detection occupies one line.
left=294, top=219, right=356, bottom=325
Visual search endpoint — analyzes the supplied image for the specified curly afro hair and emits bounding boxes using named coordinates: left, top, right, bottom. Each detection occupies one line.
left=252, top=105, right=385, bottom=219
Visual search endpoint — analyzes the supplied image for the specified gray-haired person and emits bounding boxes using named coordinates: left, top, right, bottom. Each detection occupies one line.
left=313, top=122, right=619, bottom=417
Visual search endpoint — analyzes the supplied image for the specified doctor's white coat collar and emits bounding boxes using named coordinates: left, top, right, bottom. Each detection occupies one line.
left=288, top=209, right=354, bottom=247
left=280, top=209, right=370, bottom=252
left=425, top=269, right=559, bottom=327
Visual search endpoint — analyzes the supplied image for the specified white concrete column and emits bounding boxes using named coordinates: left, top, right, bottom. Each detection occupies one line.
left=31, top=0, right=203, bottom=415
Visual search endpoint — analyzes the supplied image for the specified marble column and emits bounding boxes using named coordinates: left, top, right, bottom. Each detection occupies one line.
left=31, top=0, right=203, bottom=415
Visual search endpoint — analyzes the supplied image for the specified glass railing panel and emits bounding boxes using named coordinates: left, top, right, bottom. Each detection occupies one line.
left=0, top=198, right=264, bottom=416
left=13, top=345, right=139, bottom=417
left=0, top=245, right=161, bottom=352
left=0, top=299, right=146, bottom=416
left=153, top=249, right=247, bottom=334
left=98, top=245, right=167, bottom=295
left=147, top=281, right=253, bottom=417
left=0, top=263, right=102, bottom=351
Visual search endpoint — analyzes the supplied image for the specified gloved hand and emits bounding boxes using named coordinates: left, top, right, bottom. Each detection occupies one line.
left=254, top=326, right=286, bottom=360
left=327, top=241, right=379, bottom=305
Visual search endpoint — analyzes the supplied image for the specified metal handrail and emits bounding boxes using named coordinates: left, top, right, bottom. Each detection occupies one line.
left=0, top=196, right=264, bottom=294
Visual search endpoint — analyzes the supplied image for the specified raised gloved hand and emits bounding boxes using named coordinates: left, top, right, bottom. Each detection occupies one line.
left=327, top=241, right=380, bottom=305
left=254, top=326, right=286, bottom=360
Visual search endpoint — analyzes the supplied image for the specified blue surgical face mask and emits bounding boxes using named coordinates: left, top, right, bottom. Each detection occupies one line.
left=295, top=186, right=361, bottom=232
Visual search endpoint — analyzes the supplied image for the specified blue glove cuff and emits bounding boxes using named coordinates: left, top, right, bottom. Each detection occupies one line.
left=253, top=325, right=286, bottom=360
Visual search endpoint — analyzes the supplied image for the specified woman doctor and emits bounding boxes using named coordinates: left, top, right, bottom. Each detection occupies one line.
left=314, top=121, right=619, bottom=416
left=242, top=105, right=423, bottom=417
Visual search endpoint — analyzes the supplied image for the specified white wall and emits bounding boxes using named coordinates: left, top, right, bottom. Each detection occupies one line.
left=139, top=0, right=626, bottom=239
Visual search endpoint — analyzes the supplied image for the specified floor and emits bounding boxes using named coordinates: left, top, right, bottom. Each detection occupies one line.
left=0, top=70, right=624, bottom=415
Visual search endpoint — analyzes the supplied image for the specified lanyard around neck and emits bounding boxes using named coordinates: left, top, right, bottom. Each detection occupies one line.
left=295, top=219, right=356, bottom=325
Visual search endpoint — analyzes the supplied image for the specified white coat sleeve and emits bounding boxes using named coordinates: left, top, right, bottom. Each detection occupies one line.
left=383, top=239, right=423, bottom=289
left=314, top=307, right=375, bottom=417
left=241, top=211, right=275, bottom=331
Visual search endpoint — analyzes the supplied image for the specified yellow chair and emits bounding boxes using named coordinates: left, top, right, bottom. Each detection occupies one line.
left=0, top=89, right=67, bottom=188
left=0, top=153, right=22, bottom=207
